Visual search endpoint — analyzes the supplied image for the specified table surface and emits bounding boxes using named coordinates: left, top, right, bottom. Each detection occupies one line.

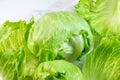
left=0, top=0, right=78, bottom=25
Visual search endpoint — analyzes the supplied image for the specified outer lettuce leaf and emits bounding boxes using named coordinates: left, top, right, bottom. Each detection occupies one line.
left=0, top=18, right=37, bottom=80
left=0, top=49, right=25, bottom=80
left=0, top=48, right=38, bottom=80
left=75, top=0, right=95, bottom=19
left=75, top=0, right=120, bottom=37
left=0, top=18, right=34, bottom=52
left=34, top=60, right=85, bottom=80
left=28, top=11, right=93, bottom=62
left=83, top=38, right=120, bottom=80
left=19, top=48, right=40, bottom=80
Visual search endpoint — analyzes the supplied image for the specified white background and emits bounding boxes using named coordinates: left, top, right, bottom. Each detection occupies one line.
left=0, top=0, right=78, bottom=25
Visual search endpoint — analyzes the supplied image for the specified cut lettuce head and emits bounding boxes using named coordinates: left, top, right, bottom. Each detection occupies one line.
left=28, top=11, right=93, bottom=62
left=34, top=60, right=85, bottom=80
left=83, top=38, right=120, bottom=80
left=75, top=0, right=120, bottom=37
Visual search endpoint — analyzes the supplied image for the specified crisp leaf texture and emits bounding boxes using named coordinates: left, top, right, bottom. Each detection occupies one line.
left=75, top=0, right=120, bottom=37
left=34, top=60, right=85, bottom=80
left=83, top=38, right=120, bottom=80
left=28, top=11, right=93, bottom=62
left=19, top=48, right=40, bottom=80
left=0, top=49, right=25, bottom=80
left=0, top=18, right=36, bottom=80
left=0, top=18, right=34, bottom=52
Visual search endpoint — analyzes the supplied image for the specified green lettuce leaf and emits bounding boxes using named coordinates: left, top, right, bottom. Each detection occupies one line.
left=83, top=38, right=120, bottom=80
left=75, top=0, right=95, bottom=19
left=19, top=48, right=40, bottom=80
left=0, top=18, right=34, bottom=52
left=28, top=11, right=93, bottom=62
left=0, top=17, right=37, bottom=80
left=0, top=49, right=25, bottom=80
left=75, top=0, right=120, bottom=37
left=34, top=60, right=85, bottom=80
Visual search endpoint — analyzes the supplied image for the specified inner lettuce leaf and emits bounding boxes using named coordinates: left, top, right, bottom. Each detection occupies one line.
left=75, top=0, right=120, bottom=37
left=34, top=60, right=85, bottom=80
left=28, top=11, right=93, bottom=62
left=83, top=37, right=120, bottom=80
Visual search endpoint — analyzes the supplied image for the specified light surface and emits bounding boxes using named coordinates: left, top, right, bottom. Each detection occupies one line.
left=0, top=0, right=78, bottom=25
left=0, top=76, right=2, bottom=80
left=0, top=0, right=58, bottom=25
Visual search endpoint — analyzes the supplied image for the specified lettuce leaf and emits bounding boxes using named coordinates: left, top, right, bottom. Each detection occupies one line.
left=83, top=38, right=120, bottom=80
left=75, top=0, right=120, bottom=37
left=0, top=49, right=25, bottom=80
left=34, top=60, right=85, bottom=80
left=0, top=18, right=34, bottom=52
